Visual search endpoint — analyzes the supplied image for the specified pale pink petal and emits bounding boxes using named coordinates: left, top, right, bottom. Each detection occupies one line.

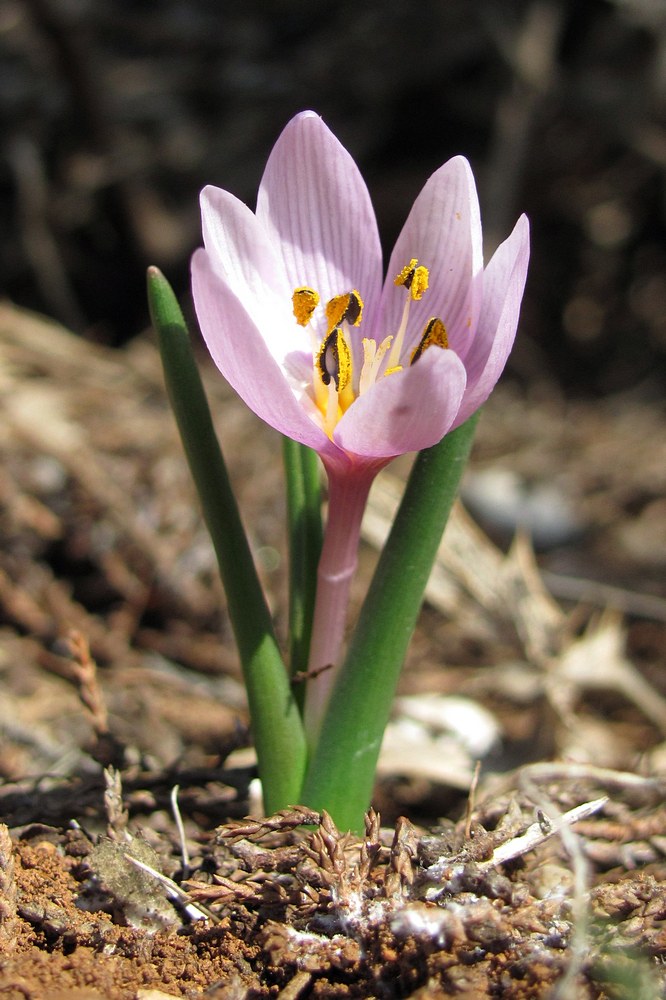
left=192, top=249, right=335, bottom=457
left=378, top=156, right=483, bottom=357
left=256, top=112, right=383, bottom=333
left=453, top=214, right=530, bottom=428
left=334, top=349, right=467, bottom=459
left=201, top=185, right=297, bottom=341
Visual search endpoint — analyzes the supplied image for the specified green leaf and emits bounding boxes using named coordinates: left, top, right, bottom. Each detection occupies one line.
left=300, top=413, right=480, bottom=831
left=147, top=267, right=307, bottom=811
left=282, top=438, right=323, bottom=691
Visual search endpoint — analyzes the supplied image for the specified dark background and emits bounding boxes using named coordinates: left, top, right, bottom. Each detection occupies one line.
left=2, top=0, right=665, bottom=399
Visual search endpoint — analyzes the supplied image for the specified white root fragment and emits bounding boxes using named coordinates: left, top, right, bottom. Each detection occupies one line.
left=477, top=795, right=608, bottom=873
left=424, top=795, right=608, bottom=888
left=124, top=854, right=213, bottom=923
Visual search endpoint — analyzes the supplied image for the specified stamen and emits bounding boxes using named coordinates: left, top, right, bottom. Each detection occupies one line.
left=394, top=259, right=429, bottom=300
left=317, top=328, right=352, bottom=392
left=384, top=295, right=411, bottom=372
left=315, top=328, right=354, bottom=437
left=385, top=258, right=431, bottom=372
left=292, top=287, right=320, bottom=326
left=325, top=290, right=364, bottom=332
left=292, top=286, right=323, bottom=360
left=410, top=317, right=448, bottom=364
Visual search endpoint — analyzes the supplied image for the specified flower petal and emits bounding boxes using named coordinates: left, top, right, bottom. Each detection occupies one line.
left=256, top=111, right=383, bottom=331
left=334, top=348, right=467, bottom=459
left=201, top=185, right=297, bottom=340
left=192, top=248, right=335, bottom=457
left=379, top=156, right=483, bottom=356
left=453, top=214, right=530, bottom=428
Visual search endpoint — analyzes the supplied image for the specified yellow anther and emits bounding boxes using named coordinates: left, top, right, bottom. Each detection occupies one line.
left=325, top=296, right=347, bottom=331
left=383, top=364, right=403, bottom=376
left=292, top=286, right=320, bottom=326
left=395, top=259, right=418, bottom=287
left=410, top=317, right=448, bottom=364
left=394, top=259, right=429, bottom=300
left=410, top=266, right=429, bottom=300
left=325, top=290, right=364, bottom=332
left=317, top=328, right=352, bottom=392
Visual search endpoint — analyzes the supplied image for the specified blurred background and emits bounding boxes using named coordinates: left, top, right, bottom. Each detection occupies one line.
left=2, top=0, right=665, bottom=399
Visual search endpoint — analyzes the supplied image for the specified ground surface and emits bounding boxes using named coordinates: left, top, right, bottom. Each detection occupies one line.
left=1, top=303, right=666, bottom=997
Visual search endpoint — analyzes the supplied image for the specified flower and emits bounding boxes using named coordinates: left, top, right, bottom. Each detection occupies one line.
left=191, top=111, right=529, bottom=480
left=191, top=111, right=530, bottom=746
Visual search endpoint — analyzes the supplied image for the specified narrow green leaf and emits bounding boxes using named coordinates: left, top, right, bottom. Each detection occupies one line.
left=300, top=413, right=480, bottom=831
left=282, top=438, right=323, bottom=688
left=147, top=267, right=307, bottom=811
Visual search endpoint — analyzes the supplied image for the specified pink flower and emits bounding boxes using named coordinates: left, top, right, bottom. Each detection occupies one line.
left=191, top=111, right=529, bottom=480
left=191, top=111, right=529, bottom=745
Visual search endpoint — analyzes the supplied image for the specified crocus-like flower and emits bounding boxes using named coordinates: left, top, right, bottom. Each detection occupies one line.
left=192, top=111, right=529, bottom=743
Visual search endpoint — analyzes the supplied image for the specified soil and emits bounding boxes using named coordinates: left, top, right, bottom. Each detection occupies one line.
left=1, top=303, right=666, bottom=997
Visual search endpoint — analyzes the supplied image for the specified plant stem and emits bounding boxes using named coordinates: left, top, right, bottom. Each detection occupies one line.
left=302, top=464, right=376, bottom=750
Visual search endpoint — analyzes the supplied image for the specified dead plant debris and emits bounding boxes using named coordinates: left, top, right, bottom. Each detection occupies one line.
left=1, top=786, right=666, bottom=999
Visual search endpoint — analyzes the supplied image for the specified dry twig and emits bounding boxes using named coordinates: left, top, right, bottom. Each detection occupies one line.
left=66, top=629, right=109, bottom=737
